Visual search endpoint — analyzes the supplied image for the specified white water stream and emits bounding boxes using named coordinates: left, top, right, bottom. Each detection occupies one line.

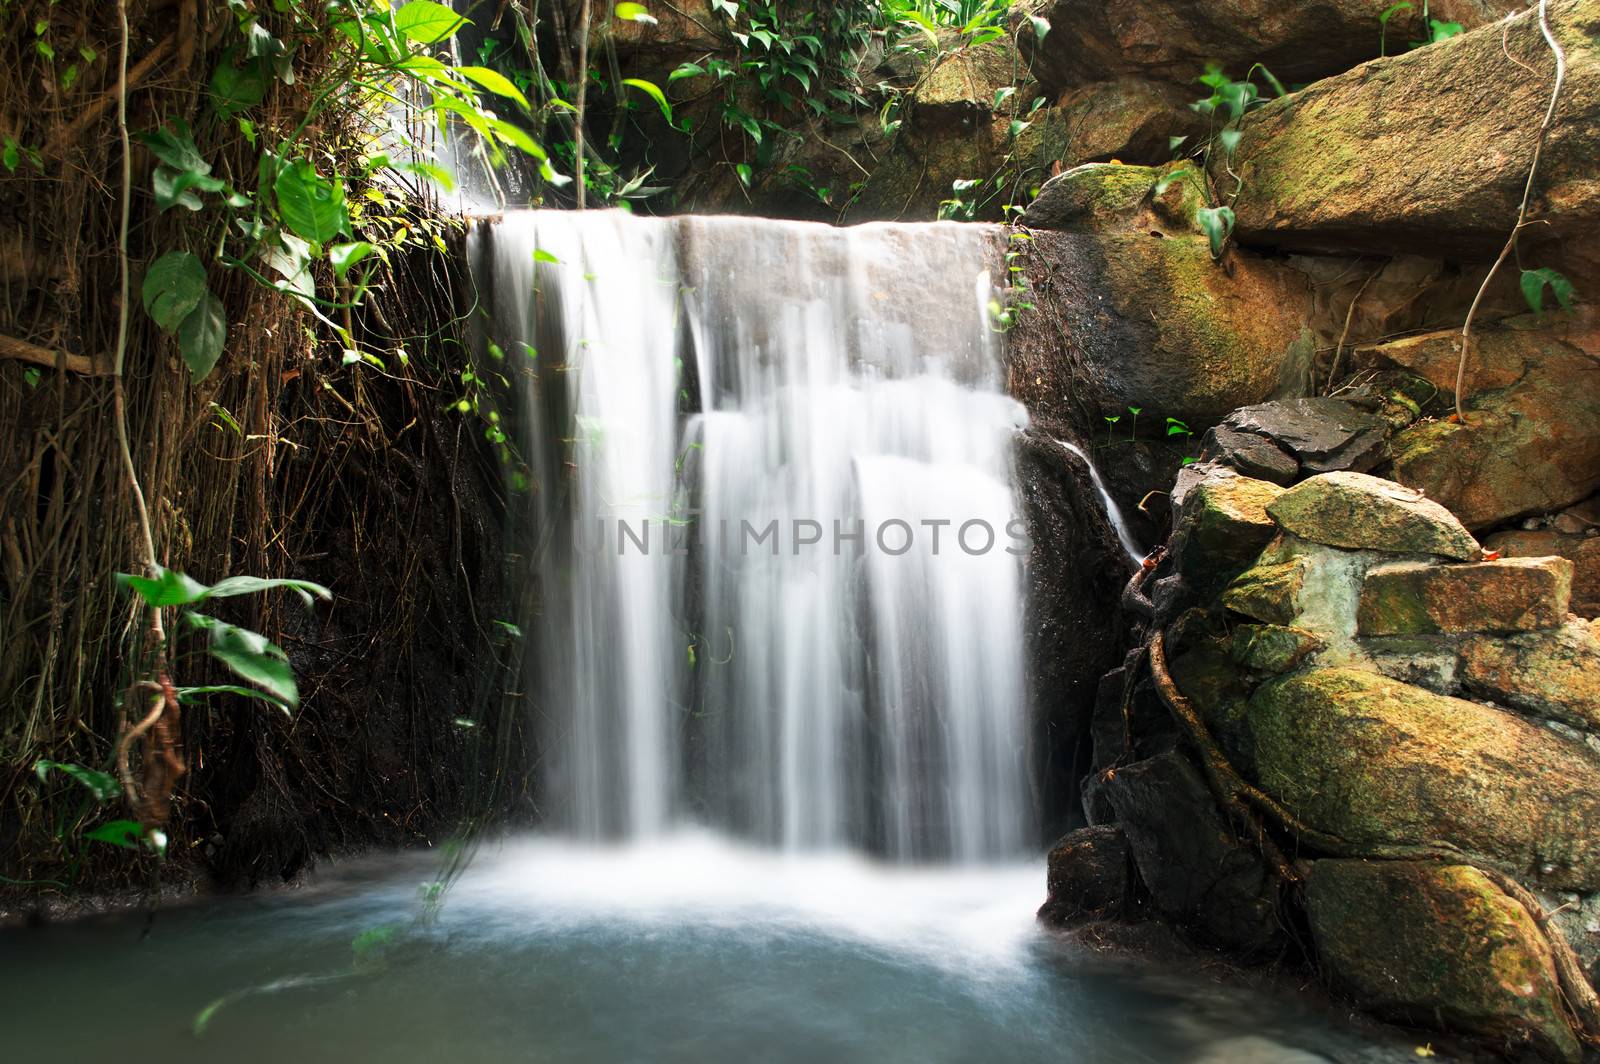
left=468, top=211, right=1032, bottom=860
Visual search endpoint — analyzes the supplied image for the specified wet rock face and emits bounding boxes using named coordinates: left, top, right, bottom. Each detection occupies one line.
left=1223, top=0, right=1600, bottom=271
left=1357, top=557, right=1574, bottom=636
left=1103, top=750, right=1283, bottom=954
left=1014, top=229, right=1314, bottom=427
left=1265, top=470, right=1481, bottom=560
left=1037, top=824, right=1130, bottom=926
left=1306, top=860, right=1581, bottom=1064
left=1248, top=667, right=1600, bottom=891
left=1021, top=0, right=1523, bottom=92
left=1380, top=317, right=1600, bottom=530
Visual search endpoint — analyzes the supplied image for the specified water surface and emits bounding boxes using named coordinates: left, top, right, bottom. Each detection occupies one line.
left=4, top=832, right=1416, bottom=1063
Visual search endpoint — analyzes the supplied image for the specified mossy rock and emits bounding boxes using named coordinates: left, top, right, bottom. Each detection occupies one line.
left=1266, top=471, right=1480, bottom=560
left=1248, top=667, right=1600, bottom=890
left=1307, top=860, right=1581, bottom=1063
left=1172, top=475, right=1285, bottom=601
left=1357, top=558, right=1573, bottom=636
left=1223, top=1, right=1600, bottom=272
left=1221, top=557, right=1306, bottom=625
left=1231, top=623, right=1322, bottom=673
left=1385, top=320, right=1600, bottom=530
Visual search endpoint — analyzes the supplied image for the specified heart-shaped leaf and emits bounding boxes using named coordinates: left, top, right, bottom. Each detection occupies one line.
left=141, top=251, right=207, bottom=332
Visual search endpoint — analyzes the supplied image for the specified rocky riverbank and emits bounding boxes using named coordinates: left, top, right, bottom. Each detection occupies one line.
left=1011, top=4, right=1599, bottom=1059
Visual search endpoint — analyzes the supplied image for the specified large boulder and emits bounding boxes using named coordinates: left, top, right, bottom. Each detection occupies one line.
left=1265, top=471, right=1481, bottom=560
left=1021, top=0, right=1520, bottom=93
left=1248, top=667, right=1600, bottom=890
left=1461, top=618, right=1600, bottom=732
left=1009, top=228, right=1314, bottom=425
left=1103, top=750, right=1283, bottom=953
left=1306, top=860, right=1582, bottom=1063
left=911, top=39, right=1030, bottom=134
left=1224, top=1, right=1600, bottom=268
left=1381, top=318, right=1600, bottom=529
left=1357, top=557, right=1574, bottom=636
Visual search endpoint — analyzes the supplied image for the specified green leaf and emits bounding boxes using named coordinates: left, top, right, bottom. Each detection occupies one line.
left=274, top=158, right=349, bottom=243
left=142, top=251, right=207, bottom=332
left=117, top=566, right=211, bottom=607
left=394, top=0, right=468, bottom=44
left=1379, top=2, right=1412, bottom=25
left=34, top=760, right=119, bottom=801
left=1195, top=205, right=1235, bottom=258
left=330, top=241, right=375, bottom=280
left=1429, top=19, right=1464, bottom=42
left=175, top=685, right=292, bottom=716
left=455, top=65, right=530, bottom=110
left=400, top=161, right=456, bottom=192
left=1028, top=15, right=1051, bottom=41
left=533, top=248, right=562, bottom=264
left=210, top=54, right=268, bottom=116
left=614, top=2, right=656, bottom=24
left=669, top=61, right=705, bottom=82
left=205, top=574, right=333, bottom=606
left=621, top=78, right=672, bottom=122
left=1153, top=166, right=1195, bottom=196
left=136, top=120, right=208, bottom=173
left=487, top=117, right=547, bottom=160
left=1521, top=267, right=1576, bottom=319
left=193, top=615, right=299, bottom=706
left=153, top=166, right=225, bottom=212
left=84, top=819, right=146, bottom=850
left=178, top=291, right=227, bottom=382
left=1218, top=128, right=1242, bottom=155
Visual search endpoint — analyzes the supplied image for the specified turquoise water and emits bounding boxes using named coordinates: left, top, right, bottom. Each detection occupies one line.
left=2, top=832, right=1413, bottom=1063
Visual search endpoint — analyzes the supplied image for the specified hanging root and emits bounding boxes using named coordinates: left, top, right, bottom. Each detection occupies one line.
left=1454, top=0, right=1566, bottom=421
left=1147, top=626, right=1600, bottom=1045
left=1147, top=629, right=1298, bottom=882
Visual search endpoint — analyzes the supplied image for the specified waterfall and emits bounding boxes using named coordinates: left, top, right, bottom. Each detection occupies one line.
left=468, top=211, right=1032, bottom=861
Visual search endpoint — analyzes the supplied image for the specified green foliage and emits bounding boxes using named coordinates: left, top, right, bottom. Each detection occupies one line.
left=1195, top=205, right=1236, bottom=259
left=1520, top=267, right=1576, bottom=319
left=136, top=0, right=555, bottom=378
left=988, top=229, right=1034, bottom=331
left=1377, top=2, right=1465, bottom=55
left=117, top=565, right=331, bottom=709
left=34, top=760, right=118, bottom=802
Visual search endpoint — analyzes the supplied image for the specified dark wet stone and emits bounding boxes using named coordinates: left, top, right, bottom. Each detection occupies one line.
left=1199, top=425, right=1299, bottom=484
left=1104, top=750, right=1283, bottom=955
left=1223, top=397, right=1387, bottom=475
left=1038, top=825, right=1131, bottom=926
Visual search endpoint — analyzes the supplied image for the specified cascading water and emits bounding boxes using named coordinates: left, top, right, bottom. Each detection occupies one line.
left=7, top=214, right=1420, bottom=1064
left=468, top=211, right=1032, bottom=861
